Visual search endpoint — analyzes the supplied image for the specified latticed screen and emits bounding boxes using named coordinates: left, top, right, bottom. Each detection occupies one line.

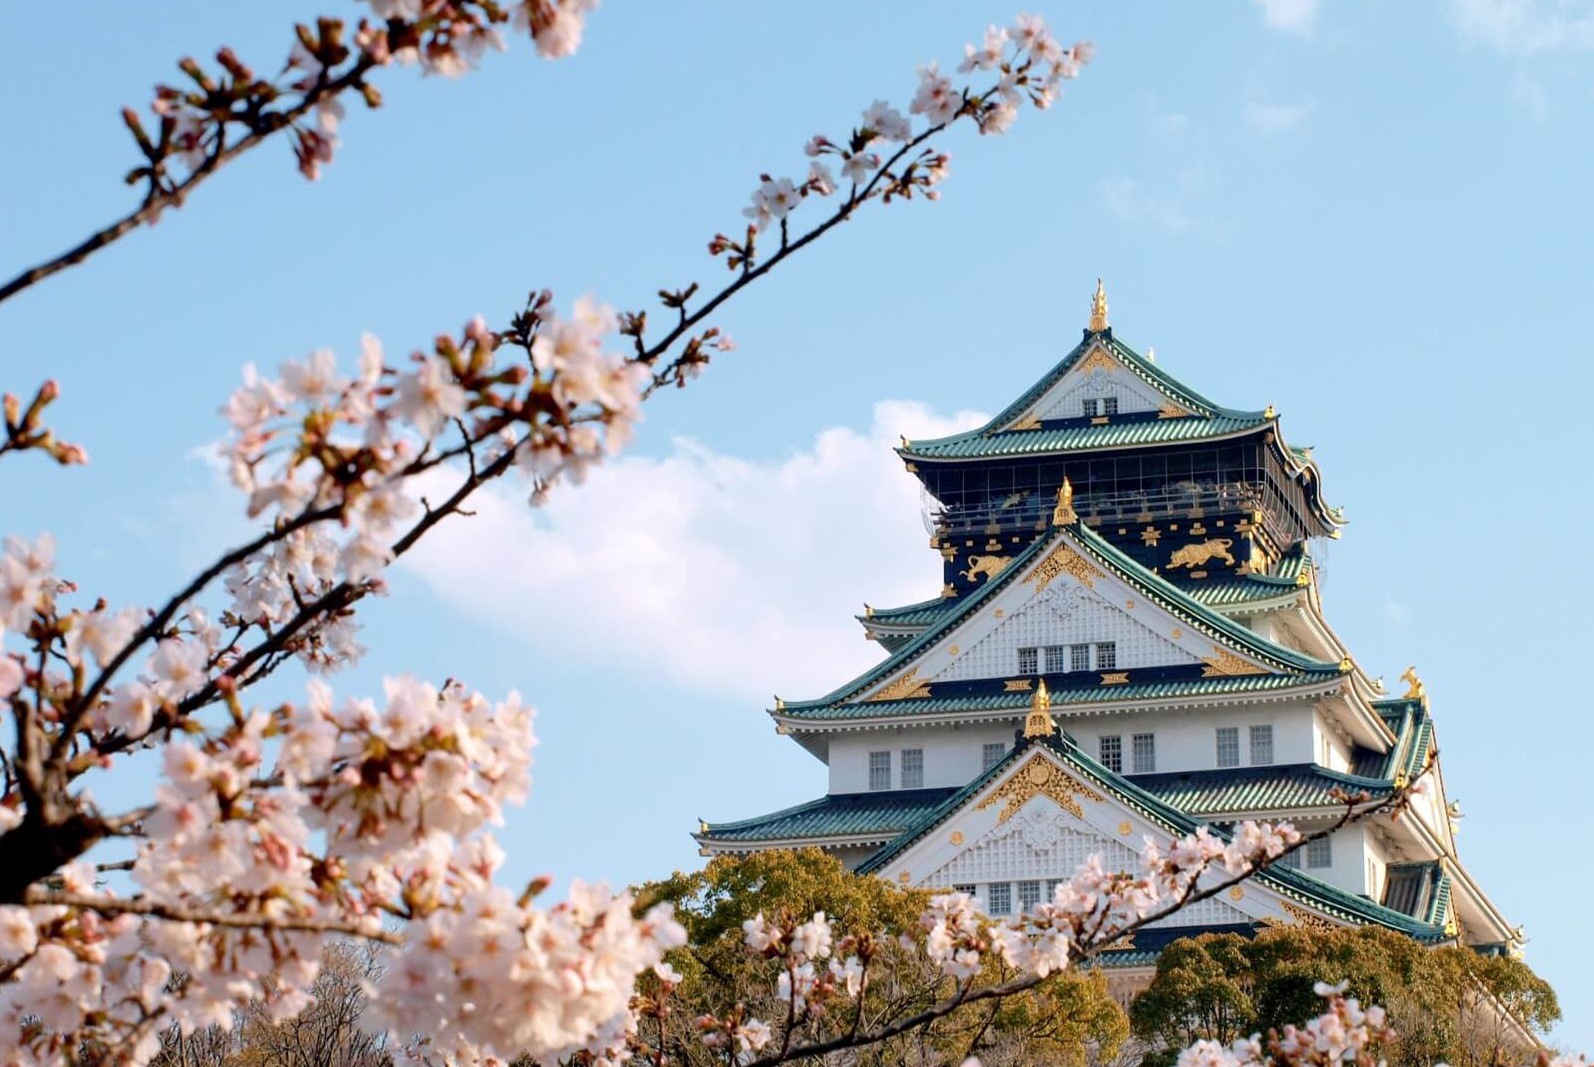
left=868, top=751, right=891, bottom=791
left=1132, top=733, right=1156, bottom=773
left=900, top=749, right=924, bottom=789
left=1216, top=727, right=1240, bottom=768
left=1044, top=645, right=1069, bottom=672
left=1250, top=725, right=1274, bottom=766
left=1018, top=880, right=1043, bottom=913
left=1070, top=643, right=1091, bottom=672
left=982, top=743, right=1007, bottom=772
left=988, top=882, right=1012, bottom=915
left=1099, top=735, right=1122, bottom=772
left=1307, top=836, right=1332, bottom=869
left=1017, top=647, right=1039, bottom=674
left=1095, top=642, right=1117, bottom=669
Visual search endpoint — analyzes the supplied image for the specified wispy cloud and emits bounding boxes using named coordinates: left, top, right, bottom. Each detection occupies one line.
left=1449, top=0, right=1594, bottom=53
left=1253, top=0, right=1319, bottom=35
left=401, top=401, right=987, bottom=704
left=1243, top=101, right=1311, bottom=134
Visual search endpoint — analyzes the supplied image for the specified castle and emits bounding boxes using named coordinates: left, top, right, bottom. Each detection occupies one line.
left=696, top=282, right=1518, bottom=977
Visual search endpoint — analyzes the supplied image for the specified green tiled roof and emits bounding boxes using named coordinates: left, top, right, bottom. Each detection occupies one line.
left=898, top=332, right=1268, bottom=463
left=854, top=736, right=1445, bottom=942
left=702, top=788, right=957, bottom=843
left=782, top=520, right=1340, bottom=718
left=780, top=672, right=1341, bottom=723
left=858, top=597, right=955, bottom=628
left=1183, top=546, right=1311, bottom=609
left=900, top=415, right=1269, bottom=460
left=1127, top=764, right=1394, bottom=817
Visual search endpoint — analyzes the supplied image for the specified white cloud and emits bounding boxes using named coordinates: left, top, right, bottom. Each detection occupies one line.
left=1450, top=0, right=1594, bottom=53
left=1253, top=0, right=1318, bottom=35
left=401, top=401, right=987, bottom=704
left=1243, top=101, right=1311, bottom=134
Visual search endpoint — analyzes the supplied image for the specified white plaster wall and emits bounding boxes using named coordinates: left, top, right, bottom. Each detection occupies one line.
left=825, top=700, right=1324, bottom=792
left=1034, top=365, right=1166, bottom=420
left=1289, top=820, right=1380, bottom=899
left=1312, top=709, right=1356, bottom=774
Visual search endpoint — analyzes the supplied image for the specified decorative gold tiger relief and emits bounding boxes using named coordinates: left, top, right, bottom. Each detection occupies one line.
left=1166, top=538, right=1236, bottom=570
left=960, top=554, right=1012, bottom=583
left=866, top=667, right=932, bottom=702
left=1024, top=544, right=1101, bottom=592
left=975, top=755, right=1106, bottom=822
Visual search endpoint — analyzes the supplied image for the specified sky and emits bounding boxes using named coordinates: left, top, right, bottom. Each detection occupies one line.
left=4, top=0, right=1594, bottom=1048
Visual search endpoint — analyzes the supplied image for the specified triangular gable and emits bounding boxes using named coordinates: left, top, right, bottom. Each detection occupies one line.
left=860, top=738, right=1444, bottom=942
left=829, top=521, right=1335, bottom=710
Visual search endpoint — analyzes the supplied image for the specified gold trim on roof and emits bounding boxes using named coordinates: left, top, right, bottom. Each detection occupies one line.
left=1201, top=648, right=1267, bottom=678
left=1088, top=278, right=1109, bottom=331
left=1025, top=544, right=1101, bottom=592
left=1052, top=477, right=1078, bottom=526
left=866, top=667, right=932, bottom=702
left=1023, top=680, right=1056, bottom=738
left=976, top=754, right=1106, bottom=822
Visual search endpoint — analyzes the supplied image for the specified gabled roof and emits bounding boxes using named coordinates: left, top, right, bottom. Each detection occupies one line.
left=701, top=788, right=958, bottom=844
left=898, top=331, right=1269, bottom=462
left=782, top=518, right=1339, bottom=720
left=854, top=734, right=1446, bottom=942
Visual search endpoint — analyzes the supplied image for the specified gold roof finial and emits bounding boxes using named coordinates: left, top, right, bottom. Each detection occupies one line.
left=1023, top=679, right=1056, bottom=738
left=1088, top=278, right=1109, bottom=332
left=1052, top=477, right=1077, bottom=526
left=1400, top=666, right=1426, bottom=702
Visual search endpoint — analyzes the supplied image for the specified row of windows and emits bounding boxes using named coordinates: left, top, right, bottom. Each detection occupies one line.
left=869, top=749, right=924, bottom=790
left=1098, top=732, right=1156, bottom=774
left=1216, top=725, right=1273, bottom=767
left=873, top=722, right=1276, bottom=791
left=1080, top=396, right=1120, bottom=418
left=1017, top=642, right=1115, bottom=675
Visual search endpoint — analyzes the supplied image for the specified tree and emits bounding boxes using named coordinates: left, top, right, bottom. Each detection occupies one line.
left=1129, top=926, right=1560, bottom=1067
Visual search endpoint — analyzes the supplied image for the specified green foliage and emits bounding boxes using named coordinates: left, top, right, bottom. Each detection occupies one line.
left=1129, top=926, right=1559, bottom=1067
left=635, top=850, right=1129, bottom=1067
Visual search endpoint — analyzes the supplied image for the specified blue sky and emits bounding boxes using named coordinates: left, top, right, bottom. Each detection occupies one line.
left=5, top=0, right=1593, bottom=1048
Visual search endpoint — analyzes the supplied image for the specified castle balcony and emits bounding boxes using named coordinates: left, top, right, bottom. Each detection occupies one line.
left=930, top=480, right=1299, bottom=550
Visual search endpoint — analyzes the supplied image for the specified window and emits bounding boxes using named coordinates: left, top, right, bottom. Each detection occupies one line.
left=1307, top=836, right=1332, bottom=869
left=982, top=742, right=1007, bottom=772
left=900, top=749, right=924, bottom=789
left=1250, top=725, right=1274, bottom=766
left=1095, top=642, right=1117, bottom=670
left=1070, top=643, right=1091, bottom=672
left=1046, top=878, right=1062, bottom=902
left=1132, top=733, right=1156, bottom=773
left=1018, top=881, right=1043, bottom=913
left=988, top=882, right=1012, bottom=915
left=1216, top=727, right=1240, bottom=768
left=1017, top=646, right=1039, bottom=675
left=1044, top=645, right=1069, bottom=672
left=1099, top=735, right=1123, bottom=773
left=868, top=751, right=891, bottom=791
left=954, top=883, right=976, bottom=897
left=1080, top=397, right=1120, bottom=418
left=1279, top=848, right=1303, bottom=869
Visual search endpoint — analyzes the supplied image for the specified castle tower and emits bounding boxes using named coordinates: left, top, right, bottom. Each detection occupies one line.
left=696, top=284, right=1518, bottom=975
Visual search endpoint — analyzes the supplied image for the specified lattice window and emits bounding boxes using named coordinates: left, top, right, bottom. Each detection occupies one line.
left=931, top=591, right=1196, bottom=684
left=1017, top=647, right=1039, bottom=675
left=1100, top=735, right=1122, bottom=773
left=1279, top=848, right=1302, bottom=869
left=1250, top=725, right=1274, bottom=766
left=1216, top=727, right=1240, bottom=768
left=982, top=742, right=1007, bottom=772
left=1103, top=396, right=1120, bottom=415
left=868, top=751, right=891, bottom=791
left=1132, top=733, right=1156, bottom=773
left=1080, top=398, right=1099, bottom=418
left=988, top=882, right=1012, bottom=915
left=1070, top=643, right=1091, bottom=672
left=1046, top=878, right=1062, bottom=902
left=955, top=883, right=976, bottom=897
left=1043, top=645, right=1069, bottom=672
left=1307, top=836, right=1332, bottom=869
left=1095, top=642, right=1117, bottom=670
left=1018, top=881, right=1043, bottom=913
left=901, top=749, right=924, bottom=789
